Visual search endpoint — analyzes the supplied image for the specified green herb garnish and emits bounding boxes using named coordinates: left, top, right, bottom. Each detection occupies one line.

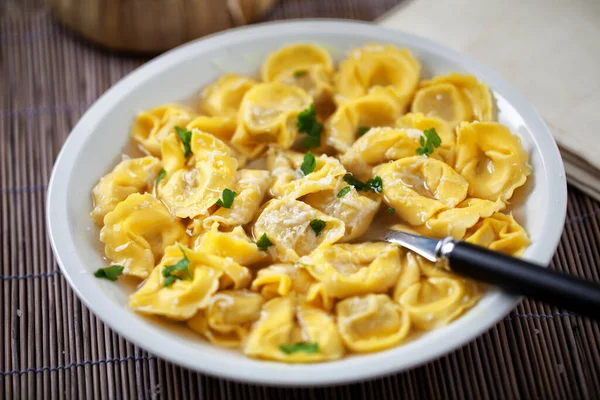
left=256, top=233, right=273, bottom=251
left=94, top=265, right=124, bottom=281
left=156, top=169, right=166, bottom=185
left=342, top=173, right=384, bottom=193
left=300, top=152, right=317, bottom=176
left=416, top=128, right=442, bottom=157
left=367, top=176, right=383, bottom=194
left=216, top=188, right=237, bottom=208
left=357, top=126, right=371, bottom=137
left=309, top=219, right=326, bottom=237
left=294, top=70, right=307, bottom=78
left=279, top=342, right=319, bottom=355
left=337, top=186, right=351, bottom=198
left=175, top=126, right=193, bottom=158
left=297, top=104, right=322, bottom=149
left=388, top=207, right=395, bottom=215
left=162, top=246, right=192, bottom=287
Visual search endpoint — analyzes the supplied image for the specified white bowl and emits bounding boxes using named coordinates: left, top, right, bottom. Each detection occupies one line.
left=46, top=20, right=567, bottom=386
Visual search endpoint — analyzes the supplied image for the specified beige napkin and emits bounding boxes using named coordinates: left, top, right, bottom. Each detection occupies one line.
left=378, top=0, right=600, bottom=199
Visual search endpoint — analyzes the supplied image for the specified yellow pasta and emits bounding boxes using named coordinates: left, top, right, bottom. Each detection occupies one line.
left=336, top=294, right=411, bottom=353
left=100, top=193, right=188, bottom=279
left=231, top=82, right=312, bottom=158
left=187, top=290, right=265, bottom=348
left=200, top=73, right=257, bottom=119
left=325, top=87, right=402, bottom=153
left=464, top=212, right=530, bottom=256
left=90, top=156, right=162, bottom=226
left=301, top=243, right=402, bottom=298
left=91, top=43, right=534, bottom=364
left=131, top=104, right=195, bottom=156
left=374, top=156, right=469, bottom=225
left=411, top=73, right=493, bottom=126
left=335, top=44, right=421, bottom=108
left=252, top=198, right=345, bottom=262
left=455, top=121, right=531, bottom=201
left=244, top=294, right=344, bottom=362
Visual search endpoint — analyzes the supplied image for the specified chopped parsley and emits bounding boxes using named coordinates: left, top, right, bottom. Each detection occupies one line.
left=216, top=188, right=237, bottom=208
left=337, top=186, right=351, bottom=198
left=155, top=169, right=166, bottom=185
left=94, top=265, right=124, bottom=281
left=357, top=126, right=371, bottom=137
left=297, top=104, right=322, bottom=149
left=300, top=151, right=317, bottom=176
left=175, top=126, right=193, bottom=158
left=280, top=342, right=319, bottom=355
left=294, top=70, right=307, bottom=78
left=309, top=219, right=326, bottom=236
left=343, top=173, right=384, bottom=194
left=388, top=207, right=395, bottom=215
left=416, top=128, right=442, bottom=157
left=256, top=233, right=273, bottom=251
left=162, top=246, right=192, bottom=287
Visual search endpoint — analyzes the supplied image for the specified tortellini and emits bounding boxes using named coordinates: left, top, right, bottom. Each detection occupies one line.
left=199, top=73, right=257, bottom=119
left=131, top=104, right=195, bottom=156
left=455, top=121, right=531, bottom=201
left=335, top=44, right=421, bottom=108
left=92, top=42, right=534, bottom=364
left=267, top=149, right=346, bottom=199
left=252, top=199, right=345, bottom=262
left=336, top=294, right=411, bottom=353
left=100, top=193, right=188, bottom=279
left=411, top=73, right=493, bottom=126
left=464, top=212, right=530, bottom=256
left=325, top=88, right=402, bottom=153
left=374, top=156, right=469, bottom=225
left=187, top=290, right=265, bottom=348
left=244, top=294, right=344, bottom=362
left=301, top=243, right=402, bottom=299
left=158, top=131, right=238, bottom=218
left=231, top=82, right=312, bottom=158
left=193, top=223, right=267, bottom=267
left=261, top=43, right=334, bottom=112
left=90, top=156, right=162, bottom=226
left=129, top=244, right=251, bottom=320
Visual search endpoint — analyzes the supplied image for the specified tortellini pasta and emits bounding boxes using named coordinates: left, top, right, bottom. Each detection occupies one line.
left=411, top=73, right=493, bottom=126
left=252, top=198, right=345, bottom=262
left=464, top=212, right=530, bottom=256
left=374, top=156, right=469, bottom=225
left=92, top=42, right=533, bottom=364
left=187, top=290, right=265, bottom=348
left=100, top=193, right=188, bottom=278
left=90, top=156, right=162, bottom=226
left=325, top=88, right=402, bottom=153
left=129, top=244, right=251, bottom=320
left=336, top=294, right=411, bottom=353
left=231, top=82, right=312, bottom=158
left=454, top=121, right=531, bottom=201
left=131, top=104, right=195, bottom=156
left=199, top=73, right=257, bottom=119
left=335, top=44, right=421, bottom=108
left=244, top=294, right=344, bottom=362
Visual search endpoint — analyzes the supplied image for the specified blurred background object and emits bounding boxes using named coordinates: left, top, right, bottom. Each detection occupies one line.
left=46, top=0, right=279, bottom=52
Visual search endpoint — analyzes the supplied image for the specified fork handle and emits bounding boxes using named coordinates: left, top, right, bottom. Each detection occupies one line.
left=444, top=240, right=600, bottom=319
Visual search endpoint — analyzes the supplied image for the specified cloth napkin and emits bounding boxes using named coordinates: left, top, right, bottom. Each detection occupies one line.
left=378, top=0, right=600, bottom=199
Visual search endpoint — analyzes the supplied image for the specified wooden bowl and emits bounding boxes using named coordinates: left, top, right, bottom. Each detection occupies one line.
left=47, top=0, right=279, bottom=53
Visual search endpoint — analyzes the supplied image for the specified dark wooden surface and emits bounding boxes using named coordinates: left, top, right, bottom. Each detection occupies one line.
left=1, top=0, right=599, bottom=398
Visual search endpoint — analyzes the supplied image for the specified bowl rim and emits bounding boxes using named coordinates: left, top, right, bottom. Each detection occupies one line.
left=46, top=19, right=567, bottom=386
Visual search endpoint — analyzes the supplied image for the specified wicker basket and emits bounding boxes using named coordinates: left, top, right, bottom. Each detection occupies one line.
left=47, top=0, right=279, bottom=53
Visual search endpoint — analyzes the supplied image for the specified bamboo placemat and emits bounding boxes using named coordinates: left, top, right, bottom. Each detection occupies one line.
left=1, top=0, right=600, bottom=398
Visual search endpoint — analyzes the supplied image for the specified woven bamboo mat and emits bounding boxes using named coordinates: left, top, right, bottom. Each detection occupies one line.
left=2, top=0, right=600, bottom=398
